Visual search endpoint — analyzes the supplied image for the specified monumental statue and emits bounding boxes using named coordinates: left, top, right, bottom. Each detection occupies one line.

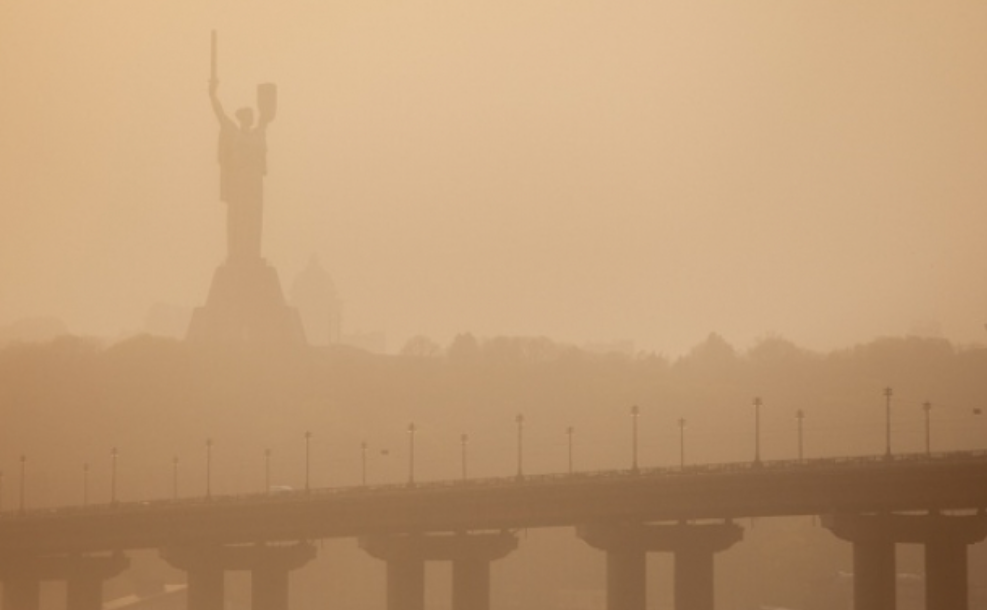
left=186, top=31, right=306, bottom=344
left=210, top=76, right=275, bottom=261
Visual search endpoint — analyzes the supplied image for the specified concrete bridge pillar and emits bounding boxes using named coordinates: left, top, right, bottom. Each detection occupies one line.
left=824, top=512, right=987, bottom=610
left=851, top=539, right=896, bottom=610
left=0, top=553, right=129, bottom=610
left=184, top=564, right=224, bottom=610
left=162, top=543, right=315, bottom=610
left=603, top=547, right=646, bottom=610
left=359, top=531, right=518, bottom=610
left=578, top=521, right=742, bottom=610
left=2, top=577, right=40, bottom=610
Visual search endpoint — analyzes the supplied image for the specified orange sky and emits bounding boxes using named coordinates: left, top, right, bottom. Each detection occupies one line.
left=2, top=0, right=986, bottom=354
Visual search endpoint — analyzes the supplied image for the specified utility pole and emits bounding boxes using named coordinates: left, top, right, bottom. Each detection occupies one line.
left=19, top=455, right=26, bottom=513
left=361, top=441, right=368, bottom=486
left=796, top=410, right=805, bottom=462
left=566, top=426, right=574, bottom=474
left=631, top=405, right=640, bottom=473
left=515, top=414, right=525, bottom=480
left=753, top=398, right=763, bottom=465
left=304, top=431, right=312, bottom=493
left=205, top=439, right=213, bottom=499
left=884, top=387, right=893, bottom=459
left=264, top=448, right=272, bottom=492
left=678, top=418, right=686, bottom=468
left=407, top=423, right=417, bottom=487
left=110, top=448, right=118, bottom=504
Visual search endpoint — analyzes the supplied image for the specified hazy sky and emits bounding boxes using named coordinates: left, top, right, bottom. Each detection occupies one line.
left=2, top=0, right=986, bottom=354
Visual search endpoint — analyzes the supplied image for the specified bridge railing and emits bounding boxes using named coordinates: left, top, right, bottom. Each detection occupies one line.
left=7, top=449, right=987, bottom=520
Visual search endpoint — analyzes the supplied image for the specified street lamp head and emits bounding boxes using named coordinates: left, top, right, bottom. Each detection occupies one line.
left=796, top=409, right=805, bottom=420
left=516, top=413, right=524, bottom=425
left=678, top=417, right=686, bottom=428
left=408, top=422, right=416, bottom=433
left=884, top=387, right=893, bottom=398
left=631, top=405, right=640, bottom=416
left=305, top=431, right=312, bottom=440
left=753, top=397, right=763, bottom=408
left=566, top=425, right=574, bottom=435
left=923, top=401, right=932, bottom=412
left=206, top=438, right=213, bottom=448
left=461, top=433, right=468, bottom=444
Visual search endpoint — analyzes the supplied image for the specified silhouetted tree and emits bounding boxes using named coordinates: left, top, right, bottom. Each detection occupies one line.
left=399, top=335, right=441, bottom=358
left=446, top=332, right=480, bottom=362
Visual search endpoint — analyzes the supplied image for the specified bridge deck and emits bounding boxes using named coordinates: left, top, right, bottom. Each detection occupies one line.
left=3, top=451, right=987, bottom=554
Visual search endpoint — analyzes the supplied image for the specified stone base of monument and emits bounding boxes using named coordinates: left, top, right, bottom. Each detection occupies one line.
left=186, top=259, right=306, bottom=345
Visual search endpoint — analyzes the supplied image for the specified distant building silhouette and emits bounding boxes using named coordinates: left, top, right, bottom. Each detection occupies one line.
left=290, top=257, right=342, bottom=346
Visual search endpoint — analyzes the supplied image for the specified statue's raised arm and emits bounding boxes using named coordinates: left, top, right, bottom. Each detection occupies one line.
left=209, top=80, right=234, bottom=129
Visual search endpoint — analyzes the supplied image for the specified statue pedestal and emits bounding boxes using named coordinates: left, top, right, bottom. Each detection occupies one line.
left=187, top=258, right=306, bottom=345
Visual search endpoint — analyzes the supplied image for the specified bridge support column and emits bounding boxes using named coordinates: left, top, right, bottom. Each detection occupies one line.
left=251, top=565, right=290, bottom=610
left=162, top=543, right=315, bottom=610
left=675, top=545, right=719, bottom=610
left=578, top=521, right=743, bottom=610
left=452, top=555, right=497, bottom=610
left=604, top=547, right=645, bottom=610
left=185, top=565, right=224, bottom=610
left=852, top=539, right=896, bottom=610
left=0, top=553, right=129, bottom=610
left=824, top=512, right=987, bottom=610
left=2, top=577, right=40, bottom=610
left=360, top=531, right=518, bottom=610
left=925, top=539, right=967, bottom=610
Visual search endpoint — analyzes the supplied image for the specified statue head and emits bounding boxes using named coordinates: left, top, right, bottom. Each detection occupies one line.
left=235, top=107, right=255, bottom=130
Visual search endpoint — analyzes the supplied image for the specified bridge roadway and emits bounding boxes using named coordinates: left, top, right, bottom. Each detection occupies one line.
left=3, top=450, right=987, bottom=555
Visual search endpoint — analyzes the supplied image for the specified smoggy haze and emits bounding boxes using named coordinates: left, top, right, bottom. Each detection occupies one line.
left=2, top=1, right=986, bottom=354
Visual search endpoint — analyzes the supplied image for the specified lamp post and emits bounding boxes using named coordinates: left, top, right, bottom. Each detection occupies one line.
left=205, top=439, right=213, bottom=499
left=923, top=401, right=932, bottom=456
left=361, top=441, right=368, bottom=486
left=795, top=410, right=805, bottom=462
left=515, top=414, right=525, bottom=480
left=264, top=448, right=271, bottom=493
left=407, top=423, right=417, bottom=487
left=84, top=462, right=90, bottom=506
left=884, top=387, right=893, bottom=459
left=110, top=448, right=118, bottom=504
left=566, top=426, right=574, bottom=474
left=460, top=433, right=468, bottom=481
left=678, top=418, right=686, bottom=468
left=172, top=457, right=178, bottom=501
left=0, top=470, right=4, bottom=512
left=304, top=431, right=312, bottom=493
left=19, top=455, right=25, bottom=513
left=630, top=405, right=640, bottom=473
left=753, top=397, right=762, bottom=465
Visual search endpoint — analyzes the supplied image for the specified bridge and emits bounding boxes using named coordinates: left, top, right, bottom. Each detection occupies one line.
left=3, top=451, right=987, bottom=610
